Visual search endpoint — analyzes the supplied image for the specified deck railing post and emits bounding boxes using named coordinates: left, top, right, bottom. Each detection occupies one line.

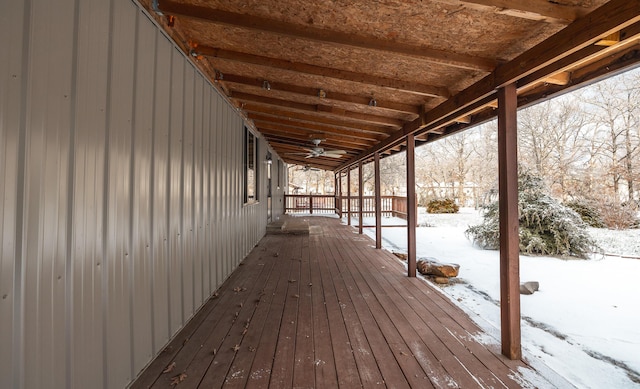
left=347, top=169, right=352, bottom=226
left=498, top=83, right=522, bottom=360
left=334, top=173, right=339, bottom=215
left=309, top=194, right=313, bottom=214
left=374, top=153, right=382, bottom=249
left=358, top=161, right=364, bottom=234
left=406, top=134, right=417, bottom=278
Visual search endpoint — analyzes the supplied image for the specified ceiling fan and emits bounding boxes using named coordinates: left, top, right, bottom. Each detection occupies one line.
left=294, top=138, right=347, bottom=159
left=301, top=165, right=320, bottom=172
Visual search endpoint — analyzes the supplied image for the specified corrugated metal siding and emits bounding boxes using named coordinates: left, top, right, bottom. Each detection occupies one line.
left=0, top=0, right=282, bottom=387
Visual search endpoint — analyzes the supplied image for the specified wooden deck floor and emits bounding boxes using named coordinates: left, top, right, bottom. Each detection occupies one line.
left=132, top=216, right=563, bottom=388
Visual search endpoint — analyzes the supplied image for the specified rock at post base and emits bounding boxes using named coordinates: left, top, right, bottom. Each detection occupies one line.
left=417, top=259, right=460, bottom=278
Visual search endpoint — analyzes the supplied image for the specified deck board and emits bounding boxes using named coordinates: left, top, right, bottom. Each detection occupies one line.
left=132, top=216, right=566, bottom=389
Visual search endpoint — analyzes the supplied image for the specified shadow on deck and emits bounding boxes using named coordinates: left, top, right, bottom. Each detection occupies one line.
left=132, top=216, right=568, bottom=388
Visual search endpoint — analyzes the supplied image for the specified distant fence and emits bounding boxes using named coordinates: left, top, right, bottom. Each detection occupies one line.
left=284, top=194, right=416, bottom=226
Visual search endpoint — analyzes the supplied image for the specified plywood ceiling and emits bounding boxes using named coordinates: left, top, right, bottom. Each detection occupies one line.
left=142, top=0, right=640, bottom=171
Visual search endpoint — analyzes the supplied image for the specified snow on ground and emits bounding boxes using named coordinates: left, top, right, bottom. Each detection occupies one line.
left=350, top=208, right=640, bottom=388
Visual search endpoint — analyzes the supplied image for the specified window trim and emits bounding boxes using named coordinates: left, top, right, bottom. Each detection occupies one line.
left=244, top=126, right=259, bottom=204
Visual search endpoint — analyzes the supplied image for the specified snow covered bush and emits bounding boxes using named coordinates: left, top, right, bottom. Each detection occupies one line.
left=426, top=198, right=459, bottom=214
left=565, top=199, right=606, bottom=228
left=466, top=172, right=597, bottom=258
left=566, top=198, right=640, bottom=229
left=599, top=202, right=640, bottom=229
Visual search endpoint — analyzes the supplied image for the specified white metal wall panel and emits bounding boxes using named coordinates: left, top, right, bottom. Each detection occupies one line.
left=201, top=87, right=212, bottom=298
left=168, top=46, right=184, bottom=337
left=1, top=0, right=276, bottom=387
left=72, top=0, right=112, bottom=386
left=193, top=74, right=204, bottom=310
left=105, top=1, right=137, bottom=386
left=131, top=11, right=155, bottom=375
left=0, top=1, right=26, bottom=387
left=151, top=28, right=172, bottom=357
left=21, top=0, right=76, bottom=388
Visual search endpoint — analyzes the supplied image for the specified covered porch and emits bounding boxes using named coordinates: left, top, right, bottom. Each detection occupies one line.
left=132, top=216, right=566, bottom=388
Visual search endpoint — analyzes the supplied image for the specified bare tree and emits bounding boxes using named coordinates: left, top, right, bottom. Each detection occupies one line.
left=518, top=95, right=587, bottom=199
left=582, top=73, right=640, bottom=203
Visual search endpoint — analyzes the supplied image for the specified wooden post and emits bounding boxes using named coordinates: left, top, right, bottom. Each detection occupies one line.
left=309, top=194, right=313, bottom=214
left=337, top=172, right=343, bottom=218
left=498, top=83, right=522, bottom=360
left=374, top=153, right=382, bottom=249
left=334, top=173, right=338, bottom=214
left=347, top=168, right=352, bottom=226
left=406, top=134, right=417, bottom=278
left=358, top=162, right=364, bottom=234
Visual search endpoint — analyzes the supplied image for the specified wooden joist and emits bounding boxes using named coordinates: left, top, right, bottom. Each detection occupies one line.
left=197, top=46, right=450, bottom=98
left=156, top=0, right=497, bottom=71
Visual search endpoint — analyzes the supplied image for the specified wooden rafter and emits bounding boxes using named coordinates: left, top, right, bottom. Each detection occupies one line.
left=217, top=73, right=421, bottom=115
left=256, top=124, right=374, bottom=150
left=254, top=121, right=377, bottom=148
left=196, top=46, right=450, bottom=98
left=435, top=0, right=592, bottom=23
left=156, top=0, right=497, bottom=71
left=231, top=92, right=404, bottom=128
left=242, top=104, right=396, bottom=136
left=248, top=113, right=387, bottom=143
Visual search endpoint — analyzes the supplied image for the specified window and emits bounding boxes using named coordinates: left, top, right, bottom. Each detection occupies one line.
left=277, top=160, right=283, bottom=189
left=244, top=126, right=258, bottom=203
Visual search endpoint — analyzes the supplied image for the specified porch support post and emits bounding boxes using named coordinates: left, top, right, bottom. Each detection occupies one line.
left=334, top=173, right=338, bottom=213
left=406, top=134, right=417, bottom=278
left=498, top=82, right=521, bottom=360
left=374, top=153, right=382, bottom=249
left=337, top=172, right=343, bottom=218
left=358, top=161, right=364, bottom=234
left=334, top=173, right=339, bottom=216
left=347, top=168, right=352, bottom=226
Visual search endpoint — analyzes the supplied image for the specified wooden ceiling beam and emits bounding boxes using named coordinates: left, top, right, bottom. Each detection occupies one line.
left=218, top=73, right=421, bottom=115
left=242, top=103, right=396, bottom=135
left=197, top=46, right=449, bottom=98
left=156, top=0, right=496, bottom=71
left=434, top=0, right=591, bottom=24
left=231, top=92, right=404, bottom=128
left=280, top=156, right=339, bottom=170
left=264, top=134, right=358, bottom=152
left=256, top=124, right=373, bottom=150
left=337, top=0, right=640, bottom=171
left=248, top=113, right=386, bottom=142
left=269, top=141, right=349, bottom=166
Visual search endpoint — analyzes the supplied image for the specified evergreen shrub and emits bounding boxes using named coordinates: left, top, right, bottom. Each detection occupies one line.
left=465, top=172, right=597, bottom=258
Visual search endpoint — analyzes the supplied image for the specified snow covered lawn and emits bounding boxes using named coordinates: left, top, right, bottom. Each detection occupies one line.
left=354, top=208, right=640, bottom=388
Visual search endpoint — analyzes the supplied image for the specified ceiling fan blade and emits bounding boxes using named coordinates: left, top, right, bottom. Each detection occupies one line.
left=324, top=149, right=347, bottom=154
left=323, top=153, right=344, bottom=158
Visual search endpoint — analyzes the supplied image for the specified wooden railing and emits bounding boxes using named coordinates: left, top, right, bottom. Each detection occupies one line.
left=285, top=194, right=337, bottom=215
left=284, top=195, right=414, bottom=226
